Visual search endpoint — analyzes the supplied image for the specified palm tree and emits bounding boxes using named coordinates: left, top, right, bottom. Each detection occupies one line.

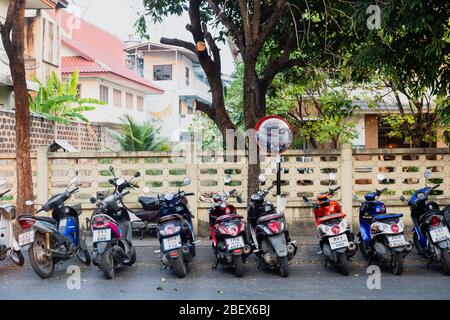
left=29, top=70, right=105, bottom=124
left=112, top=114, right=170, bottom=151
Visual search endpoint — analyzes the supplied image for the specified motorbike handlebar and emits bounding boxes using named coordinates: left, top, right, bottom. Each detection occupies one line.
left=432, top=184, right=440, bottom=190
left=184, top=192, right=195, bottom=197
left=36, top=208, right=45, bottom=214
left=330, top=186, right=341, bottom=193
left=0, top=189, right=10, bottom=197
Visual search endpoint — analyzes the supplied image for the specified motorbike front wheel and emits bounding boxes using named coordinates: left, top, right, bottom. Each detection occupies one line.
left=337, top=252, right=349, bottom=276
left=391, top=251, right=404, bottom=276
left=100, top=246, right=115, bottom=280
left=28, top=235, right=55, bottom=279
left=10, top=250, right=24, bottom=266
left=234, top=254, right=244, bottom=278
left=76, top=249, right=91, bottom=265
left=440, top=249, right=450, bottom=276
left=357, top=233, right=368, bottom=258
left=172, top=255, right=187, bottom=278
left=279, top=256, right=290, bottom=278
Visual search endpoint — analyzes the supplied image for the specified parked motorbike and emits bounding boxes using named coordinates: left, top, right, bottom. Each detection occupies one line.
left=90, top=167, right=137, bottom=279
left=356, top=173, right=413, bottom=275
left=400, top=169, right=450, bottom=275
left=156, top=177, right=196, bottom=278
left=302, top=174, right=357, bottom=275
left=247, top=175, right=297, bottom=277
left=200, top=175, right=252, bottom=277
left=17, top=177, right=91, bottom=279
left=0, top=181, right=24, bottom=266
left=98, top=170, right=164, bottom=239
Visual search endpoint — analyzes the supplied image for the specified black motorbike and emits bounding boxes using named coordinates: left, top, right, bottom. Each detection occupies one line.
left=18, top=177, right=90, bottom=278
left=247, top=175, right=297, bottom=277
left=157, top=177, right=196, bottom=278
left=90, top=167, right=137, bottom=279
left=400, top=170, right=450, bottom=275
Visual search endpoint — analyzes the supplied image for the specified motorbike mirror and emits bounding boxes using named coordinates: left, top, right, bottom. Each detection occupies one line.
left=183, top=177, right=192, bottom=186
left=258, top=175, right=266, bottom=183
left=399, top=195, right=406, bottom=203
left=224, top=175, right=232, bottom=184
left=109, top=166, right=115, bottom=174
left=199, top=195, right=207, bottom=202
left=0, top=180, right=6, bottom=187
left=134, top=172, right=141, bottom=178
left=116, top=178, right=125, bottom=186
left=25, top=200, right=34, bottom=206
left=89, top=197, right=97, bottom=204
left=328, top=173, right=336, bottom=181
left=236, top=195, right=243, bottom=204
left=302, top=196, right=309, bottom=203
left=424, top=169, right=432, bottom=180
left=142, top=187, right=151, bottom=194
left=352, top=194, right=359, bottom=201
left=376, top=173, right=385, bottom=182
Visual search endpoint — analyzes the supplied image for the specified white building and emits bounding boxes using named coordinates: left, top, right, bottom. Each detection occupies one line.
left=125, top=42, right=212, bottom=142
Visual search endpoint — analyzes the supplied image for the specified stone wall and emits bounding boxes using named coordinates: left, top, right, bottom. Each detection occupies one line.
left=0, top=109, right=119, bottom=152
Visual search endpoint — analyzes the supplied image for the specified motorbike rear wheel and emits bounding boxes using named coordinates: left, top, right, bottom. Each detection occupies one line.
left=28, top=235, right=55, bottom=279
left=279, top=256, right=290, bottom=278
left=337, top=252, right=349, bottom=276
left=440, top=249, right=450, bottom=276
left=10, top=250, right=24, bottom=266
left=234, top=254, right=244, bottom=278
left=172, top=255, right=187, bottom=278
left=391, top=251, right=404, bottom=276
left=100, top=246, right=115, bottom=280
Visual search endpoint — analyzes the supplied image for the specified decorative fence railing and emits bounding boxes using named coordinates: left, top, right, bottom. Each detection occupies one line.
left=0, top=145, right=448, bottom=235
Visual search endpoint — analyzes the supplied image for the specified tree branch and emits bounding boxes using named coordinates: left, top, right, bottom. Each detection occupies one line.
left=201, top=22, right=221, bottom=69
left=160, top=37, right=196, bottom=53
left=254, top=0, right=287, bottom=52
left=196, top=100, right=217, bottom=121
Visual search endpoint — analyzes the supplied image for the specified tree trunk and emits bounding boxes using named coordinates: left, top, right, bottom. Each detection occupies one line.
left=243, top=60, right=261, bottom=197
left=0, top=0, right=33, bottom=215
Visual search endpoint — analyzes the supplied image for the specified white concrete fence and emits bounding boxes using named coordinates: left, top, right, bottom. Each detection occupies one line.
left=0, top=145, right=449, bottom=235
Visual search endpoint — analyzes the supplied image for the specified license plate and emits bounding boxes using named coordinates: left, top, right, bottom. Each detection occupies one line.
left=163, top=235, right=182, bottom=251
left=329, top=234, right=349, bottom=250
left=18, top=230, right=35, bottom=247
left=225, top=236, right=245, bottom=250
left=92, top=229, right=111, bottom=243
left=430, top=227, right=450, bottom=243
left=388, top=235, right=407, bottom=248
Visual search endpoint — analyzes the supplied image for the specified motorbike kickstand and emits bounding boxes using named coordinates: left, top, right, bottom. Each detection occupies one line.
left=212, top=259, right=219, bottom=270
left=140, top=231, right=145, bottom=240
left=324, top=258, right=329, bottom=268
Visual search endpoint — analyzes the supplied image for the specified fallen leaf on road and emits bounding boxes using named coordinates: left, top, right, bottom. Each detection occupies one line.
left=217, top=290, right=224, bottom=294
left=156, top=286, right=164, bottom=291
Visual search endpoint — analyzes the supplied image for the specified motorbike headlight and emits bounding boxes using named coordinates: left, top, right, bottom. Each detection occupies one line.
left=417, top=192, right=426, bottom=200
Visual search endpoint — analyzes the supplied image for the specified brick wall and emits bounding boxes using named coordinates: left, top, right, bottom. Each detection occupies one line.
left=0, top=109, right=120, bottom=152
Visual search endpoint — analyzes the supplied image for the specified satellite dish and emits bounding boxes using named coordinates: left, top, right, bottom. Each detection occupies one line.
left=0, top=54, right=40, bottom=70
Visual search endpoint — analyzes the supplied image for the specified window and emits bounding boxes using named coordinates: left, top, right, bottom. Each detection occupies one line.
left=113, top=89, right=122, bottom=107
left=126, top=93, right=133, bottom=109
left=42, top=19, right=60, bottom=66
left=153, top=64, right=172, bottom=81
left=99, top=85, right=109, bottom=103
left=185, top=67, right=190, bottom=86
left=76, top=84, right=82, bottom=98
left=137, top=96, right=144, bottom=112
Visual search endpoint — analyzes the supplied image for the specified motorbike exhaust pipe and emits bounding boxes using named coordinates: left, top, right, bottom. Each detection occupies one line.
left=405, top=241, right=414, bottom=253
left=181, top=244, right=190, bottom=256
left=347, top=241, right=357, bottom=252
left=243, top=245, right=252, bottom=255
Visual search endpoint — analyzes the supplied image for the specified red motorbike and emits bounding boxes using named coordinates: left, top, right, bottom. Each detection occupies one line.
left=200, top=186, right=252, bottom=277
left=303, top=183, right=357, bottom=275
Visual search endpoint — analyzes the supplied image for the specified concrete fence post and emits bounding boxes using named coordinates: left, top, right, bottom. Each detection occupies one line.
left=36, top=146, right=49, bottom=205
left=340, top=144, right=353, bottom=229
left=185, top=143, right=199, bottom=233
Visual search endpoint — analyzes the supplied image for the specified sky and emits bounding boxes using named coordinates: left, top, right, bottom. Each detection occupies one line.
left=67, top=0, right=236, bottom=75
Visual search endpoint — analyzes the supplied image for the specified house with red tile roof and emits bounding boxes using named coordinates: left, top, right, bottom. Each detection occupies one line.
left=58, top=11, right=163, bottom=124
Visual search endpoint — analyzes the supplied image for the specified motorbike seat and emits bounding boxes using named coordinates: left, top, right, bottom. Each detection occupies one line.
left=159, top=213, right=183, bottom=223
left=134, top=209, right=159, bottom=221
left=256, top=213, right=283, bottom=224
left=138, top=196, right=160, bottom=207
left=317, top=213, right=346, bottom=224
left=216, top=213, right=243, bottom=224
left=20, top=214, right=57, bottom=225
left=372, top=213, right=403, bottom=221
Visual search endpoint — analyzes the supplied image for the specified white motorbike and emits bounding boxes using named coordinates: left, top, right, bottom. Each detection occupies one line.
left=0, top=180, right=25, bottom=266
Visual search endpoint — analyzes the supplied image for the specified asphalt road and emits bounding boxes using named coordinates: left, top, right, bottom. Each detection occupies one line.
left=1, top=236, right=450, bottom=300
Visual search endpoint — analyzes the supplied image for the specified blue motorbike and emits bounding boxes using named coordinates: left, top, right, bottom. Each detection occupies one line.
left=153, top=177, right=196, bottom=278
left=400, top=170, right=450, bottom=275
left=356, top=174, right=413, bottom=275
left=18, top=177, right=91, bottom=278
